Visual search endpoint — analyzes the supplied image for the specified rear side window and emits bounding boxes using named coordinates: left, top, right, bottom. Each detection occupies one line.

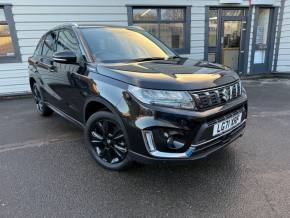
left=34, top=38, right=43, bottom=56
left=56, top=30, right=80, bottom=53
left=41, top=31, right=57, bottom=58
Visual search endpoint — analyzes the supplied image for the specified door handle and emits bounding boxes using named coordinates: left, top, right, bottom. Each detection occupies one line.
left=49, top=65, right=56, bottom=72
left=38, top=61, right=55, bottom=72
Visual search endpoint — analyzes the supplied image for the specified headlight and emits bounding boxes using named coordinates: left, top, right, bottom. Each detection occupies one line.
left=128, top=85, right=195, bottom=110
left=240, top=80, right=247, bottom=96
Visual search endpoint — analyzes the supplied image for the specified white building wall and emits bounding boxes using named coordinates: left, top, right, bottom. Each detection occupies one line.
left=0, top=0, right=253, bottom=95
left=277, top=0, right=290, bottom=73
left=0, top=0, right=129, bottom=95
left=247, top=6, right=256, bottom=74
left=0, top=0, right=285, bottom=95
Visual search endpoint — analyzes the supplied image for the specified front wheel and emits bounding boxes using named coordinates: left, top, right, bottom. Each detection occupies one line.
left=85, top=111, right=133, bottom=171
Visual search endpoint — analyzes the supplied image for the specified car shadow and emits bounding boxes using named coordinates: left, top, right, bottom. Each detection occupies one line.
left=90, top=145, right=244, bottom=216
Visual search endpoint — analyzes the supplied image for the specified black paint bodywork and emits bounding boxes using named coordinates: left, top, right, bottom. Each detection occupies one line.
left=28, top=24, right=247, bottom=164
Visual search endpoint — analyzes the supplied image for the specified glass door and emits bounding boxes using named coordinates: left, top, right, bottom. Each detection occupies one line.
left=207, top=9, right=218, bottom=63
left=252, top=8, right=273, bottom=73
left=222, top=20, right=242, bottom=71
left=207, top=8, right=248, bottom=74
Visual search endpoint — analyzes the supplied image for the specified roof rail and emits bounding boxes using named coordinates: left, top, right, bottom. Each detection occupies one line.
left=71, top=23, right=79, bottom=27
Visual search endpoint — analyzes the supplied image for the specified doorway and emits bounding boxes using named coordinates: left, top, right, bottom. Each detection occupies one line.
left=222, top=20, right=242, bottom=71
left=252, top=7, right=277, bottom=73
left=206, top=8, right=248, bottom=74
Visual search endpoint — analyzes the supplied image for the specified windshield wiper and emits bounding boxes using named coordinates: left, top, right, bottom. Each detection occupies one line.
left=131, top=57, right=166, bottom=62
left=129, top=56, right=181, bottom=63
left=166, top=55, right=181, bottom=60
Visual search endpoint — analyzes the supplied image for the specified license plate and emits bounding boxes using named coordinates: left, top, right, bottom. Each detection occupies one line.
left=213, top=112, right=242, bottom=136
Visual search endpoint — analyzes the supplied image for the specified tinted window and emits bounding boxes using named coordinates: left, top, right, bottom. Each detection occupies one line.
left=42, top=31, right=57, bottom=57
left=56, top=30, right=79, bottom=53
left=34, top=39, right=43, bottom=56
left=81, top=27, right=175, bottom=63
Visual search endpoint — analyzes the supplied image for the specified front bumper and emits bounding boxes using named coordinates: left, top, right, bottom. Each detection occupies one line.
left=129, top=120, right=245, bottom=164
left=119, top=93, right=248, bottom=164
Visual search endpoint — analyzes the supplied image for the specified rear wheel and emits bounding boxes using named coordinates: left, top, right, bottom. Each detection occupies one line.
left=85, top=111, right=132, bottom=171
left=32, top=83, right=53, bottom=116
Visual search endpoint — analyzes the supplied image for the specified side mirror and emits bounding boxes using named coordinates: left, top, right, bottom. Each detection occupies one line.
left=53, top=51, right=77, bottom=64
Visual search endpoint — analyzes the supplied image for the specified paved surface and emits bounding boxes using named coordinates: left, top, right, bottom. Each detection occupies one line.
left=0, top=79, right=290, bottom=218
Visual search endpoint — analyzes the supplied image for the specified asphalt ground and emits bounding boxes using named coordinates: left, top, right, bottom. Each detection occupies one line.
left=0, top=79, right=290, bottom=218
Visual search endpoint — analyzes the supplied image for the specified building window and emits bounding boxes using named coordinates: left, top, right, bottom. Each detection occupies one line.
left=208, top=9, right=218, bottom=62
left=253, top=8, right=271, bottom=64
left=127, top=6, right=191, bottom=54
left=0, top=5, right=21, bottom=63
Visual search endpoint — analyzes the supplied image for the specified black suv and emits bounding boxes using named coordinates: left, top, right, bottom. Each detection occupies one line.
left=28, top=24, right=247, bottom=170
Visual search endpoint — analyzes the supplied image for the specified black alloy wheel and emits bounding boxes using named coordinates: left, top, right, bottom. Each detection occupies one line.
left=85, top=111, right=132, bottom=170
left=32, top=83, right=53, bottom=116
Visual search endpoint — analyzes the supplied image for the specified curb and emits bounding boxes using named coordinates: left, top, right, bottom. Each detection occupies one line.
left=0, top=92, right=32, bottom=100
left=241, top=73, right=290, bottom=80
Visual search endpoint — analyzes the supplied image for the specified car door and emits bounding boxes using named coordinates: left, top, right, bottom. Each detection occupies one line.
left=37, top=31, right=59, bottom=106
left=52, top=29, right=88, bottom=121
left=28, top=37, right=44, bottom=85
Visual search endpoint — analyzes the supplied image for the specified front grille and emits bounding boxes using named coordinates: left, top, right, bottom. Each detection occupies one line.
left=190, top=81, right=242, bottom=110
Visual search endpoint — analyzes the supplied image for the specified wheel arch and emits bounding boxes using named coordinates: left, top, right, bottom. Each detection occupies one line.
left=29, top=77, right=36, bottom=90
left=83, top=97, right=120, bottom=123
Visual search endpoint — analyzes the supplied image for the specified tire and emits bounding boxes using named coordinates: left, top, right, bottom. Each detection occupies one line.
left=32, top=83, right=53, bottom=116
left=85, top=111, right=133, bottom=171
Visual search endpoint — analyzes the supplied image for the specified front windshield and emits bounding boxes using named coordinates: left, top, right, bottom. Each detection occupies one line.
left=80, top=27, right=176, bottom=63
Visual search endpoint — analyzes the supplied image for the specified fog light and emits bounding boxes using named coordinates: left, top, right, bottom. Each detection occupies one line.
left=143, top=129, right=196, bottom=158
left=167, top=137, right=186, bottom=149
left=166, top=133, right=186, bottom=150
left=144, top=129, right=188, bottom=152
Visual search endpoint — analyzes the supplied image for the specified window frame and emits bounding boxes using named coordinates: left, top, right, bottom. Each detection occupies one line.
left=55, top=28, right=81, bottom=54
left=40, top=31, right=57, bottom=58
left=250, top=6, right=278, bottom=74
left=38, top=27, right=84, bottom=62
left=127, top=5, right=191, bottom=54
left=0, top=4, right=21, bottom=63
left=204, top=6, right=251, bottom=74
left=33, top=37, right=44, bottom=56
